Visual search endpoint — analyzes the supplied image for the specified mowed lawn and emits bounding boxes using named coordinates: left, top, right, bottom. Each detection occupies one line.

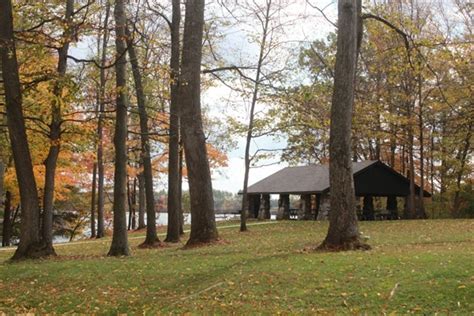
left=0, top=220, right=473, bottom=314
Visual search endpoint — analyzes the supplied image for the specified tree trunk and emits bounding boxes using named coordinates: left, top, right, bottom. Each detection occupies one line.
left=178, top=143, right=185, bottom=235
left=240, top=0, right=272, bottom=232
left=452, top=122, right=472, bottom=216
left=180, top=0, right=218, bottom=246
left=125, top=26, right=159, bottom=246
left=108, top=0, right=130, bottom=256
left=137, top=172, right=146, bottom=229
left=318, top=0, right=369, bottom=251
left=1, top=0, right=45, bottom=259
left=96, top=0, right=111, bottom=239
left=416, top=73, right=426, bottom=219
left=41, top=0, right=75, bottom=255
left=2, top=191, right=12, bottom=247
left=90, top=163, right=97, bottom=237
left=166, top=0, right=182, bottom=242
left=407, top=127, right=416, bottom=219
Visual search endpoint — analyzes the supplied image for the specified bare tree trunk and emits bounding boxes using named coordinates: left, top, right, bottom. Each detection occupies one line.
left=240, top=0, right=272, bottom=232
left=1, top=0, right=45, bottom=259
left=96, top=0, right=111, bottom=239
left=180, top=0, right=218, bottom=246
left=407, top=117, right=416, bottom=219
left=125, top=26, right=159, bottom=246
left=137, top=171, right=146, bottom=229
left=318, top=0, right=369, bottom=251
left=166, top=0, right=182, bottom=242
left=416, top=73, right=426, bottom=219
left=108, top=0, right=130, bottom=256
left=90, top=163, right=97, bottom=237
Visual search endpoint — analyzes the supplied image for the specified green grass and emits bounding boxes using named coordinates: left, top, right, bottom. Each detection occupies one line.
left=0, top=219, right=473, bottom=314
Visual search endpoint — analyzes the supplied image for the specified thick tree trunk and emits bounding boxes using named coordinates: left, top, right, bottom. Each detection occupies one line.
left=318, top=0, right=369, bottom=251
left=108, top=0, right=130, bottom=256
left=90, top=163, right=97, bottom=237
left=96, top=0, right=111, bottom=239
left=1, top=0, right=45, bottom=259
left=125, top=26, right=159, bottom=246
left=181, top=0, right=218, bottom=246
left=166, top=0, right=182, bottom=242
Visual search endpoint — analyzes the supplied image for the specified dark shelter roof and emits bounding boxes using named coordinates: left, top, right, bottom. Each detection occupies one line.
left=246, top=160, right=431, bottom=197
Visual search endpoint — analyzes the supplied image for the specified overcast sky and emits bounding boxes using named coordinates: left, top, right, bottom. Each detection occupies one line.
left=206, top=0, right=336, bottom=193
left=69, top=0, right=337, bottom=194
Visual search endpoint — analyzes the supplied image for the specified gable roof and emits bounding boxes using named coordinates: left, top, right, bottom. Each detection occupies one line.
left=247, top=160, right=378, bottom=195
left=246, top=160, right=431, bottom=197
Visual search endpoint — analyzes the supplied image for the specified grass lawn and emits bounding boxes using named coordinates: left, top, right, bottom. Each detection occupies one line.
left=0, top=219, right=473, bottom=314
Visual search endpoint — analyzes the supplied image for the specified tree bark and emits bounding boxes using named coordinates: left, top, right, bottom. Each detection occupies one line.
left=166, top=0, right=182, bottom=242
left=416, top=73, right=426, bottom=219
left=318, top=0, right=369, bottom=251
left=125, top=26, right=159, bottom=246
left=90, top=163, right=97, bottom=237
left=96, top=0, right=111, bottom=239
left=452, top=122, right=472, bottom=216
left=2, top=191, right=12, bottom=247
left=137, top=171, right=146, bottom=229
left=180, top=0, right=218, bottom=246
left=178, top=143, right=185, bottom=235
left=1, top=0, right=45, bottom=259
left=108, top=0, right=130, bottom=256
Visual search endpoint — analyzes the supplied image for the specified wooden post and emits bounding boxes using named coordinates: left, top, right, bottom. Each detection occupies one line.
left=277, top=194, right=289, bottom=220
left=259, top=194, right=271, bottom=220
left=257, top=194, right=265, bottom=220
left=282, top=194, right=290, bottom=220
left=362, top=195, right=375, bottom=221
left=386, top=195, right=398, bottom=220
left=302, top=194, right=312, bottom=220
left=315, top=194, right=321, bottom=220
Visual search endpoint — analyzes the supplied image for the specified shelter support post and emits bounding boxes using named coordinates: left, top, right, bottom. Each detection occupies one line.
left=362, top=195, right=375, bottom=221
left=302, top=194, right=312, bottom=220
left=386, top=195, right=398, bottom=220
left=315, top=193, right=321, bottom=220
left=262, top=194, right=271, bottom=219
left=252, top=194, right=261, bottom=218
left=277, top=194, right=289, bottom=220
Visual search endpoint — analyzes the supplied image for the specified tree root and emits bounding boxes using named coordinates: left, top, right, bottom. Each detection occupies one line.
left=10, top=242, right=57, bottom=261
left=138, top=240, right=165, bottom=249
left=316, top=237, right=371, bottom=252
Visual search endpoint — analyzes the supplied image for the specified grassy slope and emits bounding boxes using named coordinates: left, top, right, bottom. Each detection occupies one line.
left=0, top=220, right=473, bottom=314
